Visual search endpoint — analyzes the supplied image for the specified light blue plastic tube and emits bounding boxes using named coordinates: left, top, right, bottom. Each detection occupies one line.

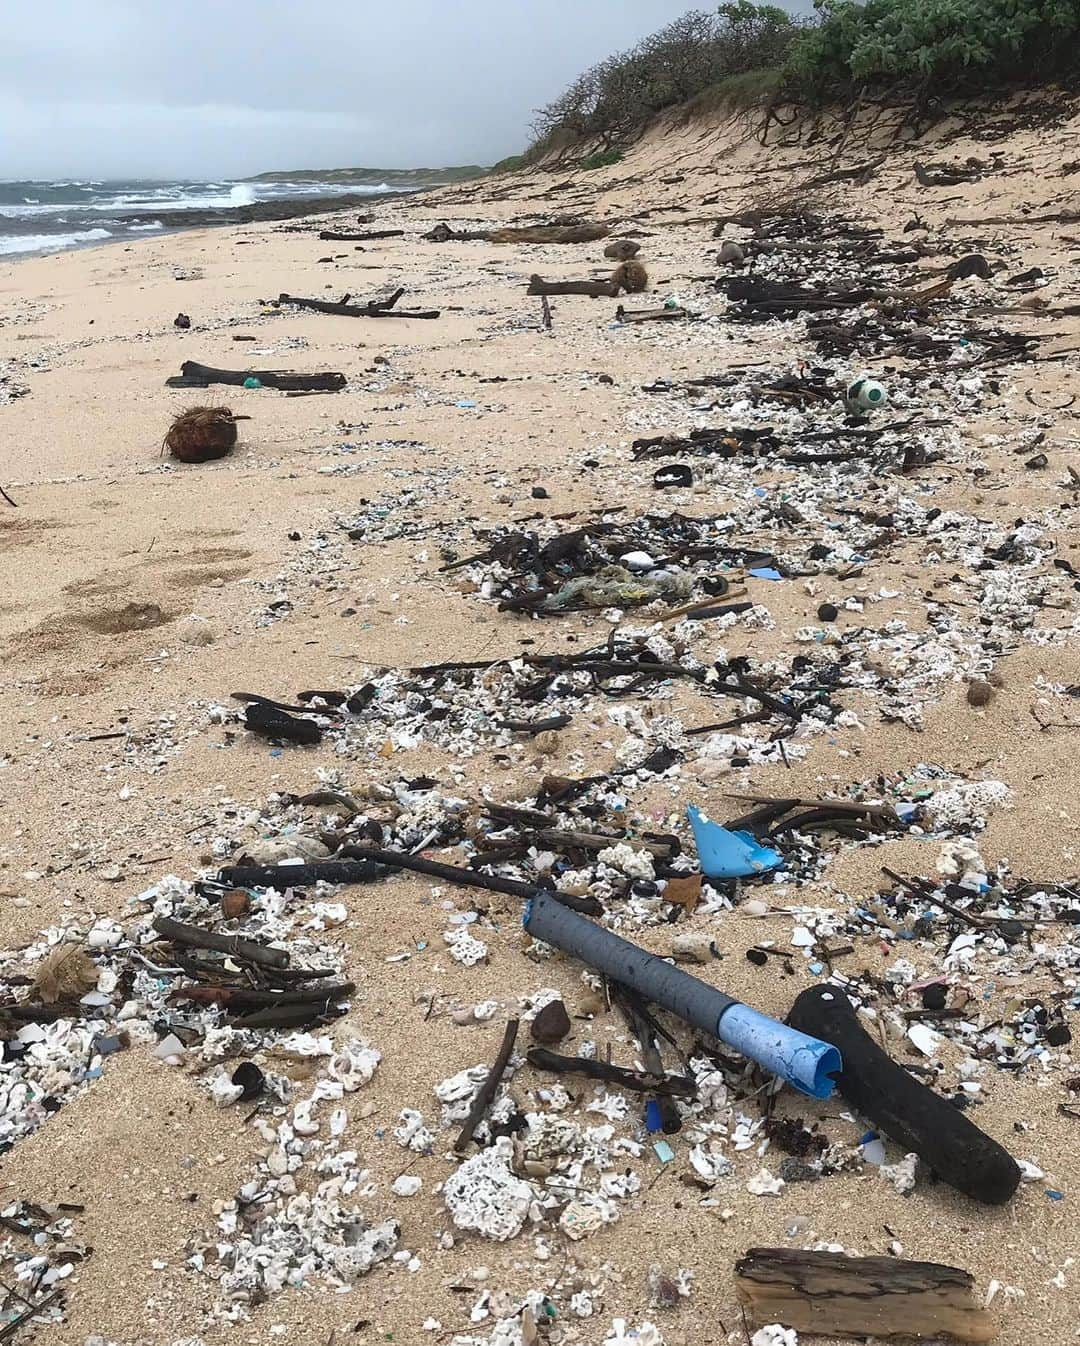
left=524, top=891, right=841, bottom=1099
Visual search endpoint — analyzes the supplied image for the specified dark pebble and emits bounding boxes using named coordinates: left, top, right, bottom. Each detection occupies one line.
left=232, top=1061, right=266, bottom=1102
left=921, top=983, right=948, bottom=1011
left=966, top=680, right=994, bottom=707
left=1046, top=1023, right=1072, bottom=1047
left=531, top=485, right=550, bottom=499
left=746, top=948, right=769, bottom=966
left=531, top=999, right=572, bottom=1045
left=817, top=602, right=839, bottom=622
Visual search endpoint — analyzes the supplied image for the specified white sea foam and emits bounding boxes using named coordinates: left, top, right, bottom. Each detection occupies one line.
left=0, top=227, right=112, bottom=256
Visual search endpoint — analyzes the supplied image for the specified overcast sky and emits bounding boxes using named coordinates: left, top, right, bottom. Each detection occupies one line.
left=1, top=0, right=812, bottom=180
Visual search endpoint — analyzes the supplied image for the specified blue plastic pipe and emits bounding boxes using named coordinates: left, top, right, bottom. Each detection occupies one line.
left=524, top=891, right=841, bottom=1099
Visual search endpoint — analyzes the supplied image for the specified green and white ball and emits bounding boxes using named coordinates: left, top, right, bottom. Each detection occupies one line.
left=846, top=377, right=887, bottom=412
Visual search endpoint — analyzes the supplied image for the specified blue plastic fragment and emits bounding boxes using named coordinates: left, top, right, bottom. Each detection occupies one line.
left=748, top=566, right=783, bottom=581
left=808, top=961, right=824, bottom=976
left=644, top=1099, right=663, bottom=1133
left=688, top=805, right=783, bottom=879
left=653, top=1140, right=675, bottom=1163
left=1048, top=1189, right=1065, bottom=1201
left=456, top=399, right=478, bottom=408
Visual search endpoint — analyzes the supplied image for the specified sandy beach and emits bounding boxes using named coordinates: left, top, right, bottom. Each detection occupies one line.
left=2, top=96, right=1080, bottom=1346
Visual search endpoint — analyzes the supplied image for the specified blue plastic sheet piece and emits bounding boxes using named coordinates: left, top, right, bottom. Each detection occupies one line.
left=748, top=566, right=783, bottom=580
left=687, top=805, right=783, bottom=879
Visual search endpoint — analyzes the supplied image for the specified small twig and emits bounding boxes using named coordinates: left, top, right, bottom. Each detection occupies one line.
left=455, top=1019, right=519, bottom=1153
left=526, top=1046, right=695, bottom=1098
left=0, top=486, right=16, bottom=509
left=880, top=867, right=986, bottom=929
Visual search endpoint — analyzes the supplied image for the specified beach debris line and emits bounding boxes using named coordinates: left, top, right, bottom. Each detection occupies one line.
left=167, top=361, right=345, bottom=392
left=524, top=891, right=842, bottom=1098
left=735, top=1248, right=997, bottom=1343
left=276, top=287, right=441, bottom=320
left=788, top=984, right=1021, bottom=1205
left=162, top=405, right=248, bottom=463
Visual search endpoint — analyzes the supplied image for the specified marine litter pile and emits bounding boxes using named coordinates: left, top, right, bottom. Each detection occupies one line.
left=4, top=124, right=1080, bottom=1346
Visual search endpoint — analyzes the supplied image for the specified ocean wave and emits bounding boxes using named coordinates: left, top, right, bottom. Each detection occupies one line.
left=0, top=228, right=112, bottom=257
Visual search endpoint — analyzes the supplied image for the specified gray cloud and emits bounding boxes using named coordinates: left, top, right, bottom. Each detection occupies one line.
left=1, top=0, right=813, bottom=179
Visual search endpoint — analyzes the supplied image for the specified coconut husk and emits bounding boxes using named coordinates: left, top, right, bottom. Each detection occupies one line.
left=33, top=942, right=98, bottom=1004
left=604, top=239, right=641, bottom=261
left=612, top=260, right=648, bottom=294
left=163, top=406, right=248, bottom=463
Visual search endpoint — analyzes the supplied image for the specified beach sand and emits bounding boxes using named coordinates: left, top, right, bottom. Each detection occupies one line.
left=2, top=95, right=1080, bottom=1345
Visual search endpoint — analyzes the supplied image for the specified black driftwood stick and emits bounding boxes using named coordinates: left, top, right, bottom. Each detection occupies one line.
left=151, top=916, right=289, bottom=969
left=496, top=714, right=572, bottom=735
left=231, top=1001, right=347, bottom=1029
left=455, top=1018, right=519, bottom=1152
left=172, top=982, right=355, bottom=1009
left=527, top=1046, right=695, bottom=1098
left=279, top=289, right=440, bottom=319
left=789, top=984, right=1020, bottom=1205
left=341, top=846, right=603, bottom=915
left=219, top=859, right=382, bottom=889
left=175, top=361, right=345, bottom=392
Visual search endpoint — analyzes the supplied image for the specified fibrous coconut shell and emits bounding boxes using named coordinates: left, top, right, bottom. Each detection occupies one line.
left=33, top=942, right=98, bottom=1004
left=164, top=405, right=245, bottom=463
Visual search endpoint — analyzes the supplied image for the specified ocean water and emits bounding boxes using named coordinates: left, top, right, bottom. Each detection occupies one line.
left=0, top=178, right=390, bottom=258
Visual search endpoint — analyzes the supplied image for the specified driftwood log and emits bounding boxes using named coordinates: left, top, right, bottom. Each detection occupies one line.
left=150, top=915, right=289, bottom=969
left=278, top=288, right=440, bottom=319
left=789, top=984, right=1021, bottom=1205
left=423, top=222, right=491, bottom=242
left=735, top=1248, right=997, bottom=1343
left=527, top=275, right=619, bottom=298
left=616, top=305, right=688, bottom=323
left=171, top=362, right=345, bottom=392
left=318, top=228, right=404, bottom=241
left=491, top=224, right=609, bottom=244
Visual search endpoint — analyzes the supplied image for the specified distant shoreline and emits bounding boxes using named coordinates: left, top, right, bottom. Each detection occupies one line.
left=0, top=187, right=421, bottom=263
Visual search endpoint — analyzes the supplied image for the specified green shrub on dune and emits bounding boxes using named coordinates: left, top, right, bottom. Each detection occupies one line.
left=524, top=0, right=1080, bottom=163
left=790, top=0, right=1080, bottom=95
